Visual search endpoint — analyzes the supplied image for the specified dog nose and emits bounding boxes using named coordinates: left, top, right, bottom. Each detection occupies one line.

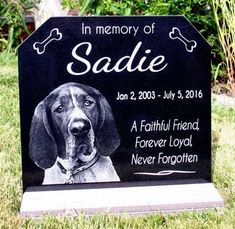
left=69, top=119, right=91, bottom=137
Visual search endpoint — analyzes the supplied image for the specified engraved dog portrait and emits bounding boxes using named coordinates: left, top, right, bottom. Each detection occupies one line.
left=29, top=82, right=120, bottom=184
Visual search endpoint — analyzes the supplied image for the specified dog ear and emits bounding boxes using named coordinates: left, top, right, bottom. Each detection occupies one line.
left=29, top=101, right=57, bottom=169
left=96, top=95, right=120, bottom=156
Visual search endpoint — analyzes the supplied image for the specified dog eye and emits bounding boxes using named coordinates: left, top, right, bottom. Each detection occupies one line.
left=84, top=100, right=93, bottom=107
left=55, top=105, right=64, bottom=113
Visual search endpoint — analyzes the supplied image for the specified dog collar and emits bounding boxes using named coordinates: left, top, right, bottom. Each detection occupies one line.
left=57, top=153, right=100, bottom=184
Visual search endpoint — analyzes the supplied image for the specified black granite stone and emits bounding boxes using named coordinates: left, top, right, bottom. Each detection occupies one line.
left=19, top=16, right=211, bottom=190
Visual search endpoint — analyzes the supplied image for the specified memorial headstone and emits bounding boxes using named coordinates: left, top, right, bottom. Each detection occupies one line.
left=19, top=16, right=223, bottom=216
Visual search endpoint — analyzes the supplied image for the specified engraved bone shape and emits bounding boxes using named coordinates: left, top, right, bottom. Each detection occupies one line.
left=169, top=27, right=197, bottom=52
left=33, top=28, right=62, bottom=55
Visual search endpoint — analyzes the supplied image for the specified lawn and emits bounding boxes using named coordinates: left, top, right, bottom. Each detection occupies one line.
left=0, top=59, right=234, bottom=228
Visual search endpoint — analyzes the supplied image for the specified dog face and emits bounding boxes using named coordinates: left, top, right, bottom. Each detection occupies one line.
left=29, top=83, right=120, bottom=170
left=48, top=85, right=99, bottom=170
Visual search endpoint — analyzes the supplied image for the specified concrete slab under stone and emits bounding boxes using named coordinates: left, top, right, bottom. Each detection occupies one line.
left=20, top=182, right=223, bottom=217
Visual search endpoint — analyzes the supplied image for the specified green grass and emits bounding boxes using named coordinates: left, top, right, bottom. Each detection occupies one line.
left=0, top=60, right=235, bottom=228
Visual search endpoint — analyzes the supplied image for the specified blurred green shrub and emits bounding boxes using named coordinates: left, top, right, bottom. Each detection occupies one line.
left=212, top=0, right=235, bottom=95
left=0, top=0, right=38, bottom=53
